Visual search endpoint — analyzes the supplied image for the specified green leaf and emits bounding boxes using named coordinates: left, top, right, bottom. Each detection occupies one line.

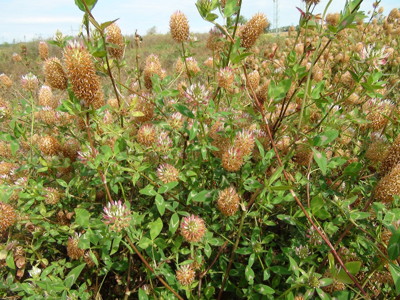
left=389, top=262, right=400, bottom=295
left=155, top=194, right=165, bottom=216
left=343, top=162, right=362, bottom=177
left=189, top=120, right=198, bottom=141
left=174, top=104, right=194, bottom=118
left=349, top=211, right=370, bottom=221
left=158, top=181, right=179, bottom=194
left=254, top=284, right=275, bottom=295
left=150, top=218, right=163, bottom=240
left=313, top=129, right=339, bottom=146
left=65, top=263, right=86, bottom=289
left=337, top=261, right=362, bottom=284
left=74, top=0, right=98, bottom=12
left=169, top=213, right=179, bottom=234
left=75, top=208, right=90, bottom=227
left=231, top=52, right=253, bottom=64
left=138, top=237, right=152, bottom=249
left=268, top=79, right=292, bottom=101
left=311, top=196, right=331, bottom=220
left=313, top=148, right=328, bottom=175
left=288, top=255, right=300, bottom=277
left=88, top=250, right=99, bottom=267
left=78, top=233, right=90, bottom=250
left=319, top=278, right=334, bottom=287
left=205, top=13, right=219, bottom=22
left=138, top=288, right=149, bottom=300
left=139, top=184, right=157, bottom=196
left=269, top=166, right=284, bottom=185
left=111, top=236, right=121, bottom=255
left=316, top=288, right=331, bottom=300
left=6, top=252, right=15, bottom=270
left=245, top=265, right=255, bottom=285
left=188, top=190, right=212, bottom=203
left=100, top=19, right=119, bottom=31
left=223, top=0, right=238, bottom=18
left=388, top=230, right=400, bottom=260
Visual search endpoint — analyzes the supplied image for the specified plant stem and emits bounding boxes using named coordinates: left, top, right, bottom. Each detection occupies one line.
left=126, top=236, right=184, bottom=300
left=243, top=66, right=367, bottom=296
left=181, top=42, right=192, bottom=86
left=223, top=0, right=242, bottom=68
left=29, top=91, right=35, bottom=164
left=218, top=211, right=246, bottom=300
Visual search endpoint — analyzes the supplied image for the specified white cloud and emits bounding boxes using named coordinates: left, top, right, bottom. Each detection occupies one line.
left=2, top=17, right=82, bottom=25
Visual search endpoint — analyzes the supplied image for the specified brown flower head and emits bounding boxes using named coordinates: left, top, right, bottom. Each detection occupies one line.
left=380, top=134, right=400, bottom=176
left=38, top=135, right=61, bottom=156
left=21, top=73, right=39, bottom=91
left=375, top=163, right=400, bottom=203
left=0, top=202, right=17, bottom=232
left=64, top=41, right=101, bottom=106
left=0, top=74, right=13, bottom=89
left=38, top=41, right=49, bottom=60
left=176, top=265, right=195, bottom=286
left=239, top=13, right=269, bottom=49
left=43, top=57, right=68, bottom=90
left=67, top=233, right=84, bottom=260
left=106, top=22, right=125, bottom=59
left=170, top=11, right=189, bottom=43
left=157, top=163, right=179, bottom=184
left=222, top=146, right=244, bottom=172
left=180, top=214, right=206, bottom=243
left=217, top=186, right=240, bottom=216
left=38, top=85, right=58, bottom=109
left=137, top=124, right=157, bottom=147
left=217, top=67, right=235, bottom=89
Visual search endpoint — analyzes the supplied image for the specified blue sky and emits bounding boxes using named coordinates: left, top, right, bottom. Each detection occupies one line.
left=0, top=0, right=398, bottom=43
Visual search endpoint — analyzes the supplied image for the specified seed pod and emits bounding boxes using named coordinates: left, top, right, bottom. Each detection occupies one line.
left=137, top=124, right=156, bottom=147
left=247, top=70, right=260, bottom=91
left=21, top=73, right=39, bottom=91
left=67, top=233, right=84, bottom=260
left=43, top=57, right=68, bottom=90
left=38, top=41, right=49, bottom=60
left=206, top=27, right=224, bottom=52
left=157, top=163, right=179, bottom=184
left=38, top=85, right=58, bottom=108
left=38, top=135, right=61, bottom=156
left=180, top=214, right=206, bottom=243
left=143, top=54, right=163, bottom=89
left=222, top=146, right=244, bottom=172
left=293, top=144, right=313, bottom=166
left=12, top=53, right=22, bottom=62
left=170, top=11, right=189, bottom=43
left=239, top=13, right=269, bottom=49
left=62, top=138, right=80, bottom=161
left=217, top=186, right=240, bottom=216
left=380, top=134, right=400, bottom=176
left=131, top=95, right=155, bottom=123
left=0, top=202, right=17, bottom=232
left=64, top=41, right=101, bottom=106
left=234, top=129, right=255, bottom=157
left=176, top=265, right=195, bottom=286
left=0, top=142, right=12, bottom=159
left=326, top=13, right=340, bottom=26
left=44, top=187, right=61, bottom=205
left=106, top=23, right=125, bottom=59
left=375, top=163, right=400, bottom=203
left=0, top=74, right=13, bottom=89
left=217, top=67, right=235, bottom=89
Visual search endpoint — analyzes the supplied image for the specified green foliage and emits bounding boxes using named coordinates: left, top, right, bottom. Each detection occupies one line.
left=0, top=0, right=399, bottom=299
